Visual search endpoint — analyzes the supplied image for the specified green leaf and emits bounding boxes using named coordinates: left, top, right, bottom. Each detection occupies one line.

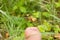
left=55, top=3, right=60, bottom=8
left=53, top=25, right=59, bottom=33
left=43, top=20, right=51, bottom=31
left=38, top=25, right=45, bottom=32
left=33, top=12, right=41, bottom=18
left=13, top=6, right=18, bottom=10
left=42, top=12, right=50, bottom=18
left=20, top=7, right=27, bottom=13
left=27, top=21, right=33, bottom=27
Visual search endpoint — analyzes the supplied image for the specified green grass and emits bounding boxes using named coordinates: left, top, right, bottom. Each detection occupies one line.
left=0, top=0, right=60, bottom=40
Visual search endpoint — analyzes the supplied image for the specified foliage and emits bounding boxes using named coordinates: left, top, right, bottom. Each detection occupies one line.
left=0, top=0, right=60, bottom=40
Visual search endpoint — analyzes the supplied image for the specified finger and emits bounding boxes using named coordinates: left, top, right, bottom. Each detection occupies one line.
left=25, top=27, right=41, bottom=40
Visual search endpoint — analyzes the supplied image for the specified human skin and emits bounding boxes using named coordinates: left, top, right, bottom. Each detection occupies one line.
left=25, top=27, right=41, bottom=40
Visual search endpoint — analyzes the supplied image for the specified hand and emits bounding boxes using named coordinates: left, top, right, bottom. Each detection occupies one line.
left=25, top=27, right=41, bottom=40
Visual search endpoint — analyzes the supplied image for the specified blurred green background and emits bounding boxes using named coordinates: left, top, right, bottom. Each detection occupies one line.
left=0, top=0, right=60, bottom=40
